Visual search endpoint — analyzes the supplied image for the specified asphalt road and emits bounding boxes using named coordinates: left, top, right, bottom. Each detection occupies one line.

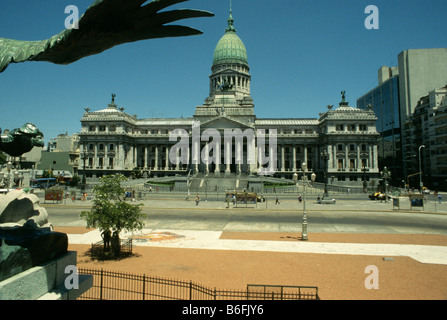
left=43, top=200, right=447, bottom=235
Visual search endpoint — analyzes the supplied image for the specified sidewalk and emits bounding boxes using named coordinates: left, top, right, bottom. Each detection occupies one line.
left=64, top=227, right=447, bottom=265
left=41, top=193, right=447, bottom=214
left=49, top=195, right=447, bottom=299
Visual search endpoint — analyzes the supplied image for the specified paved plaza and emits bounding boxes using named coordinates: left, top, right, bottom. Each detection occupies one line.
left=41, top=192, right=447, bottom=266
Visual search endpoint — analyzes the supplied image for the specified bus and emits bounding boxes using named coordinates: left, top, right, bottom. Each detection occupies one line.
left=31, top=178, right=57, bottom=189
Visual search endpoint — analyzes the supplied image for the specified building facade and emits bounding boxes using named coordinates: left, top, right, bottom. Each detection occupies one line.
left=402, top=85, right=447, bottom=190
left=78, top=11, right=380, bottom=188
left=358, top=48, right=447, bottom=186
left=357, top=66, right=402, bottom=184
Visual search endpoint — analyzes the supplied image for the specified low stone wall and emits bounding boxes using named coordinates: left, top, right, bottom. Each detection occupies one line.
left=0, top=251, right=92, bottom=300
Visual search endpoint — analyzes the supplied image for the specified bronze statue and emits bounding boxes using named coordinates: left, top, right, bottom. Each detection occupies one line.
left=0, top=123, right=44, bottom=157
left=0, top=0, right=213, bottom=73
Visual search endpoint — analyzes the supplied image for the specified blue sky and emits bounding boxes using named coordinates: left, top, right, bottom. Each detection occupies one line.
left=1, top=0, right=446, bottom=144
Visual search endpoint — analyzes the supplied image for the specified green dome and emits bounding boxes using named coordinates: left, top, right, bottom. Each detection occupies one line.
left=212, top=13, right=248, bottom=66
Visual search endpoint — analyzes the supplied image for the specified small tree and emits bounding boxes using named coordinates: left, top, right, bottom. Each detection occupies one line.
left=80, top=174, right=146, bottom=258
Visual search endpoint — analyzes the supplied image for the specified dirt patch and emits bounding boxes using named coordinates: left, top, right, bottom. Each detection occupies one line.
left=69, top=232, right=447, bottom=300
left=219, top=232, right=447, bottom=246
left=53, top=226, right=92, bottom=234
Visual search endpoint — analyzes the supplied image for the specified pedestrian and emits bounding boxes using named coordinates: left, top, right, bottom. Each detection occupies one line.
left=438, top=193, right=442, bottom=204
left=275, top=195, right=280, bottom=205
left=316, top=195, right=321, bottom=204
left=195, top=194, right=200, bottom=206
left=298, top=195, right=302, bottom=203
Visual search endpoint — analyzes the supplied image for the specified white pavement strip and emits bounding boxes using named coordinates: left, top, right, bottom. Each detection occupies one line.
left=67, top=229, right=447, bottom=266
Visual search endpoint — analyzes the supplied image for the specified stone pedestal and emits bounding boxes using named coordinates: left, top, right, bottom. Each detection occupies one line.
left=0, top=251, right=92, bottom=300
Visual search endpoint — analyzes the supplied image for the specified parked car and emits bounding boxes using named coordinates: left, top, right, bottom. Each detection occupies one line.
left=369, top=192, right=389, bottom=201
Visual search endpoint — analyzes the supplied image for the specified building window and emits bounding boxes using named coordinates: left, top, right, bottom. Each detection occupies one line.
left=109, top=144, right=114, bottom=151
left=359, top=125, right=367, bottom=131
left=99, top=144, right=104, bottom=150
left=99, top=125, right=106, bottom=132
left=89, top=126, right=96, bottom=132
left=336, top=124, right=344, bottom=131
left=338, top=144, right=343, bottom=151
left=89, top=144, right=94, bottom=151
left=350, top=144, right=355, bottom=151
left=362, top=158, right=367, bottom=168
left=348, top=125, right=356, bottom=131
left=109, top=158, right=114, bottom=169
left=338, top=159, right=344, bottom=169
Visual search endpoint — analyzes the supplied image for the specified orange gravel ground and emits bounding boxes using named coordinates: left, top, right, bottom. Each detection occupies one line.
left=58, top=227, right=447, bottom=300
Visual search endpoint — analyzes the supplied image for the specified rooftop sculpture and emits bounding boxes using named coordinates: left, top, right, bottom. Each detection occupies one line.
left=0, top=123, right=44, bottom=157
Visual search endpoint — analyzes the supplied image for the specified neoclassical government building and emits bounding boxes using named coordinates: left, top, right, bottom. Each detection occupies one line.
left=79, top=11, right=380, bottom=188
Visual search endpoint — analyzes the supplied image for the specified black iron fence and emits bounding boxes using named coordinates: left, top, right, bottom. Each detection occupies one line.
left=78, top=268, right=319, bottom=300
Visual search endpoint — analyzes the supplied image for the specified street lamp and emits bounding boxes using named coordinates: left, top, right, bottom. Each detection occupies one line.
left=380, top=166, right=391, bottom=200
left=418, top=145, right=426, bottom=193
left=300, top=162, right=316, bottom=241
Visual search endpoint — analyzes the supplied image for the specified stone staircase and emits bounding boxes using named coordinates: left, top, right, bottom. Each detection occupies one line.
left=189, top=173, right=249, bottom=193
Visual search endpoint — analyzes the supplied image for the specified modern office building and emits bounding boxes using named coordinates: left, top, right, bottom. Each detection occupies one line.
left=357, top=66, right=402, bottom=184
left=398, top=48, right=447, bottom=123
left=358, top=48, right=447, bottom=186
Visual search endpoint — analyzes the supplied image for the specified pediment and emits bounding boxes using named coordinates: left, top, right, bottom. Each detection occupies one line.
left=199, top=116, right=253, bottom=130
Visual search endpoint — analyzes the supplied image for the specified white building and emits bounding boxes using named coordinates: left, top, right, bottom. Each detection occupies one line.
left=78, top=10, right=380, bottom=189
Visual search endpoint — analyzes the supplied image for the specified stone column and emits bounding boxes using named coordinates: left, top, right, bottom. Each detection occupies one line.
left=373, top=145, right=378, bottom=169
left=194, top=140, right=199, bottom=172
left=281, top=144, right=285, bottom=172
left=204, top=144, right=209, bottom=173
left=118, top=143, right=125, bottom=170
left=144, top=145, right=148, bottom=169
left=154, top=145, right=159, bottom=170
left=292, top=145, right=296, bottom=172
left=165, top=144, right=169, bottom=170
left=345, top=144, right=349, bottom=170
left=304, top=145, right=308, bottom=166
left=214, top=139, right=221, bottom=175
left=357, top=144, right=361, bottom=171
left=225, top=139, right=231, bottom=174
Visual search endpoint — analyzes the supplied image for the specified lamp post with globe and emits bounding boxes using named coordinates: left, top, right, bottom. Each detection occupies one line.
left=298, top=163, right=316, bottom=241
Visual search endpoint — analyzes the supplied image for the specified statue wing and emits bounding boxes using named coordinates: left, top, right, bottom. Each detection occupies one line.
left=0, top=0, right=213, bottom=72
